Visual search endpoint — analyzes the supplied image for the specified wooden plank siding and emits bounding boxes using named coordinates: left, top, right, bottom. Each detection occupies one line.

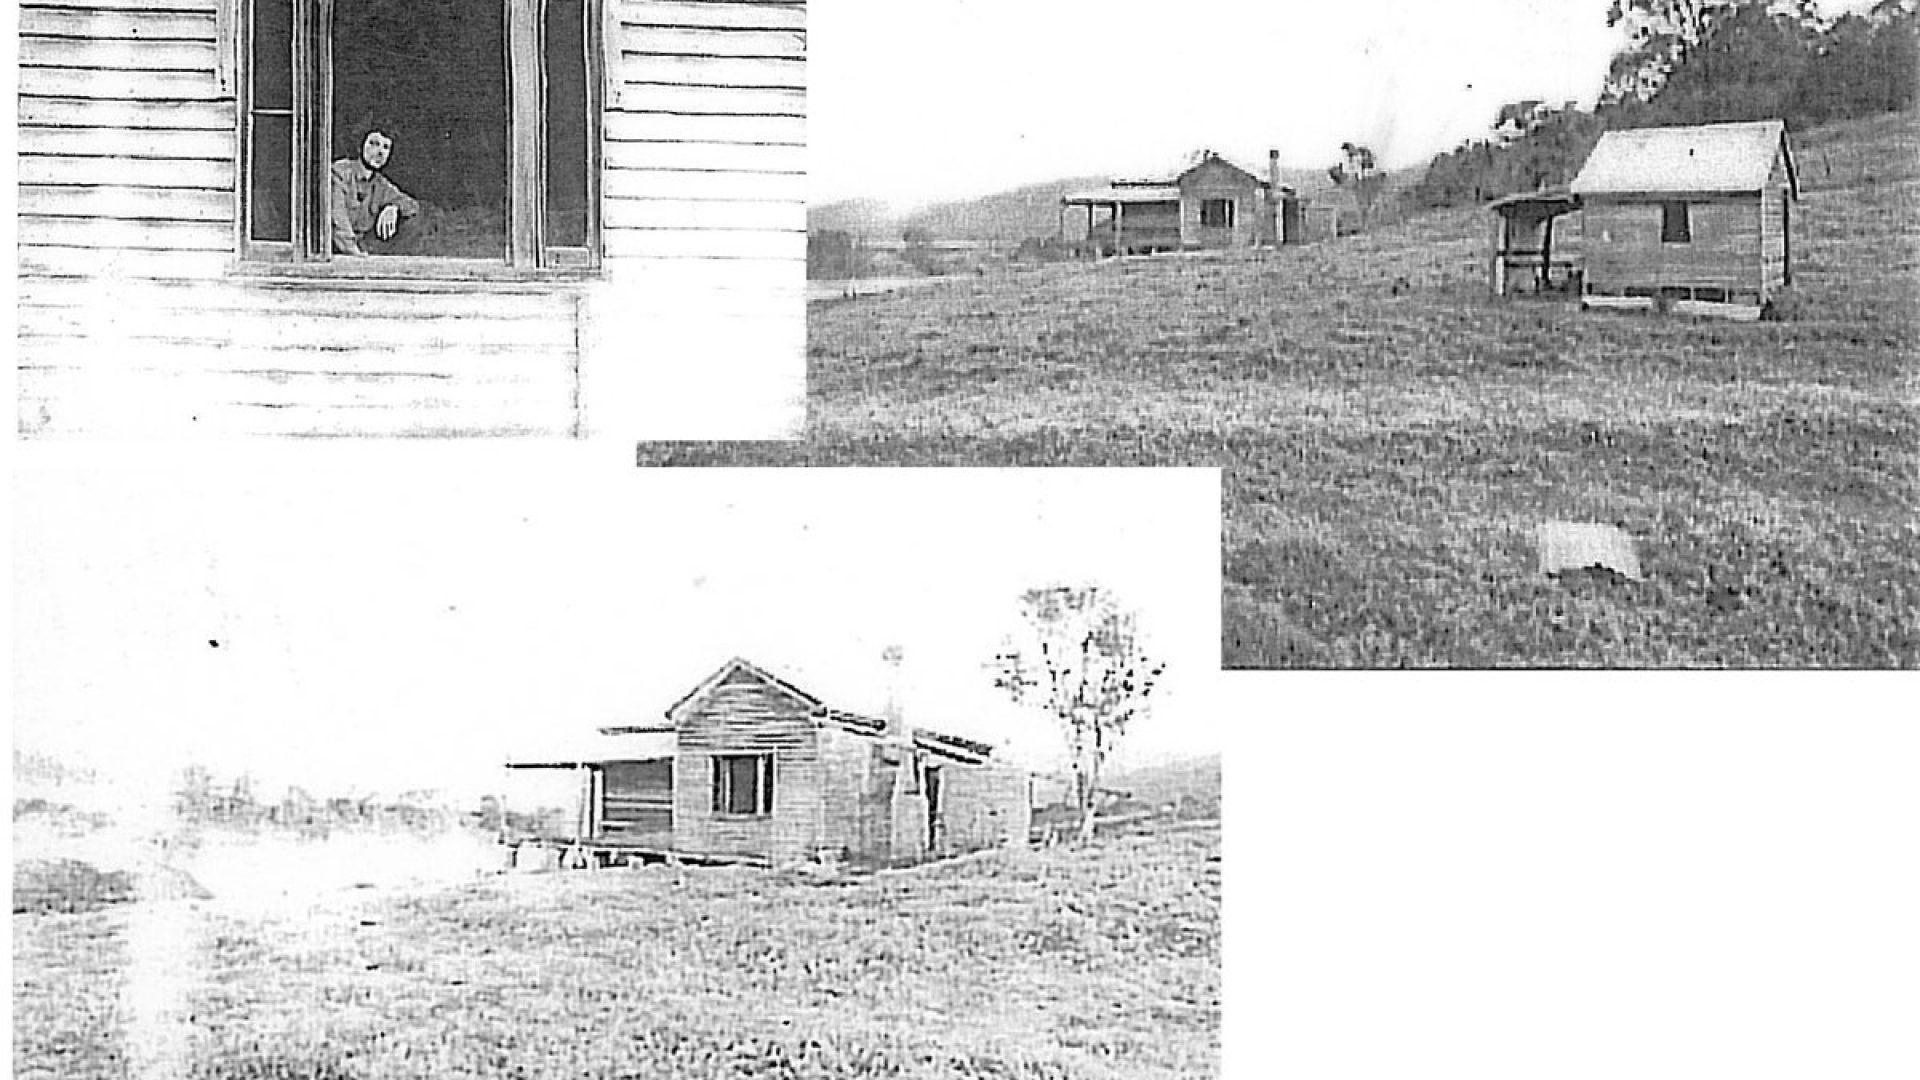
left=598, top=759, right=674, bottom=844
left=17, top=0, right=806, bottom=438
left=1178, top=160, right=1264, bottom=250
left=1578, top=195, right=1763, bottom=296
left=671, top=673, right=826, bottom=865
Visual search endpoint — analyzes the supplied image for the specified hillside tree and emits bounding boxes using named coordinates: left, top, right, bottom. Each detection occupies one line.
left=1328, top=141, right=1384, bottom=228
left=991, top=585, right=1165, bottom=844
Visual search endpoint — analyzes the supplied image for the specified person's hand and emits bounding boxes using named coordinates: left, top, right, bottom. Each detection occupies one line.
left=376, top=205, right=399, bottom=241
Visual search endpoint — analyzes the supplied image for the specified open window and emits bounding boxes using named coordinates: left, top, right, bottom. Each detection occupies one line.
left=711, top=754, right=774, bottom=816
left=1199, top=198, right=1235, bottom=228
left=240, top=0, right=603, bottom=273
left=1661, top=201, right=1691, bottom=244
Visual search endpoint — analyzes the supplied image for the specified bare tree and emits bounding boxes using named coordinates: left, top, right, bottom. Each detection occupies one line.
left=991, top=585, right=1164, bottom=844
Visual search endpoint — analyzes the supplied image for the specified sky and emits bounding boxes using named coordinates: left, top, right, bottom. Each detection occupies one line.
left=12, top=454, right=1222, bottom=802
left=808, top=0, right=1886, bottom=207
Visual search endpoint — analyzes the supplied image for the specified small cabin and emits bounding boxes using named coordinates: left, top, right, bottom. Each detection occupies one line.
left=17, top=0, right=807, bottom=438
left=1061, top=150, right=1297, bottom=256
left=1569, top=120, right=1797, bottom=320
left=506, top=657, right=1033, bottom=868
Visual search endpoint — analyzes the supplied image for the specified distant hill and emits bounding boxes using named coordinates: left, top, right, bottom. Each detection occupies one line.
left=807, top=197, right=895, bottom=238
left=1106, top=754, right=1221, bottom=810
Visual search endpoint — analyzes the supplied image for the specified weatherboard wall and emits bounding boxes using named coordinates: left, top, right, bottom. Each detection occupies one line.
left=16, top=0, right=804, bottom=437
left=1177, top=159, right=1264, bottom=249
left=1577, top=194, right=1765, bottom=297
left=671, top=671, right=826, bottom=865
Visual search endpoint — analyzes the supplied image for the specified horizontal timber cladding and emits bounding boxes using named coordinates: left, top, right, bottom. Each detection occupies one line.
left=1179, top=160, right=1264, bottom=249
left=17, top=0, right=805, bottom=437
left=598, top=759, right=674, bottom=843
left=604, top=0, right=808, bottom=340
left=672, top=674, right=826, bottom=864
left=1578, top=194, right=1764, bottom=294
left=815, top=725, right=877, bottom=857
left=938, top=764, right=1031, bottom=855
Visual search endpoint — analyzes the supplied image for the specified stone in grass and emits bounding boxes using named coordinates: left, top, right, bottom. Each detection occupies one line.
left=1535, top=521, right=1643, bottom=583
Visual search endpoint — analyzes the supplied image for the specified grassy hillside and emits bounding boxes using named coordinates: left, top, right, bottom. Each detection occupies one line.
left=12, top=827, right=1219, bottom=1079
left=647, top=110, right=1919, bottom=668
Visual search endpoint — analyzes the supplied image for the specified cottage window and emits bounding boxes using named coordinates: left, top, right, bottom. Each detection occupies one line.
left=1661, top=201, right=1691, bottom=244
left=240, top=0, right=603, bottom=272
left=1199, top=198, right=1235, bottom=228
left=711, top=754, right=774, bottom=816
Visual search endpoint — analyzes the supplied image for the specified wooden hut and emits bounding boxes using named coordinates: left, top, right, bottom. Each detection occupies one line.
left=507, top=658, right=1033, bottom=867
left=17, top=0, right=806, bottom=438
left=1062, top=150, right=1295, bottom=256
left=1569, top=119, right=1797, bottom=320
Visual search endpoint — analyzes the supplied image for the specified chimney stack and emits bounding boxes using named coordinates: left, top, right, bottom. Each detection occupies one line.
left=881, top=644, right=905, bottom=736
left=1268, top=149, right=1283, bottom=246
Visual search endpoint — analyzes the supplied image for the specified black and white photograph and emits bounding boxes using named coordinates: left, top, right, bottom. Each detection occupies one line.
left=644, top=0, right=1919, bottom=669
left=14, top=0, right=807, bottom=438
left=10, top=462, right=1224, bottom=1078
left=8, top=0, right=1920, bottom=1077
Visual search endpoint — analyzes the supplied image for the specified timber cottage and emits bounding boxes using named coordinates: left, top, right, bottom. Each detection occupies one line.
left=17, top=0, right=806, bottom=437
left=1570, top=119, right=1797, bottom=320
left=507, top=658, right=1033, bottom=868
left=1061, top=150, right=1297, bottom=256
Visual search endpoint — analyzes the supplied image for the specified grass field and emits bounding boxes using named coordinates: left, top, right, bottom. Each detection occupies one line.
left=12, top=825, right=1219, bottom=1080
left=644, top=110, right=1919, bottom=668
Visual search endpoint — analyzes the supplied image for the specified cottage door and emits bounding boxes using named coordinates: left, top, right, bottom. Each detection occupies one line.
left=1782, top=197, right=1792, bottom=287
left=924, top=764, right=944, bottom=854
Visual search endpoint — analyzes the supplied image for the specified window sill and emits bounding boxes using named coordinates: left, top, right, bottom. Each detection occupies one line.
left=232, top=257, right=600, bottom=293
left=710, top=811, right=773, bottom=821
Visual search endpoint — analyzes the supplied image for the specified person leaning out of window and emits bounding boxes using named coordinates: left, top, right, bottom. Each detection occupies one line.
left=331, top=129, right=419, bottom=256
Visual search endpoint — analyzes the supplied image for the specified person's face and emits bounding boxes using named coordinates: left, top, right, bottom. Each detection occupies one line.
left=361, top=133, right=392, bottom=170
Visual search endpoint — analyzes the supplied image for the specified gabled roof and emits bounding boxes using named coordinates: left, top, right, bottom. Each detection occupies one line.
left=655, top=657, right=998, bottom=764
left=1113, top=149, right=1275, bottom=189
left=1570, top=120, right=1797, bottom=198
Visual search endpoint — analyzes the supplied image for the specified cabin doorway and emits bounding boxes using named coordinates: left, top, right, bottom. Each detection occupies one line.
left=924, top=764, right=944, bottom=853
left=1782, top=197, right=1793, bottom=287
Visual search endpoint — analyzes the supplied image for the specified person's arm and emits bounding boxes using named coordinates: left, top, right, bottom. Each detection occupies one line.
left=378, top=174, right=419, bottom=219
left=330, top=170, right=365, bottom=255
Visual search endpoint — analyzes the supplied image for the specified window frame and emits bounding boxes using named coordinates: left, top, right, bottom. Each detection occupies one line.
left=235, top=0, right=605, bottom=278
left=1199, top=197, right=1236, bottom=229
left=710, top=754, right=775, bottom=817
left=1660, top=200, right=1691, bottom=244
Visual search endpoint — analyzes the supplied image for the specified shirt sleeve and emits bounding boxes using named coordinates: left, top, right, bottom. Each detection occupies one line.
left=378, top=175, right=420, bottom=219
left=330, top=167, right=365, bottom=255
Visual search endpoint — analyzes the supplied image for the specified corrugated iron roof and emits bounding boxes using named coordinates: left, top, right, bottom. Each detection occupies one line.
left=1570, top=120, right=1796, bottom=197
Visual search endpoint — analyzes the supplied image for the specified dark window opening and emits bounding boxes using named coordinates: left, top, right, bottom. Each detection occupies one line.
left=712, top=754, right=773, bottom=816
left=331, top=0, right=507, bottom=258
left=247, top=0, right=293, bottom=241
left=545, top=0, right=590, bottom=249
left=1200, top=198, right=1235, bottom=228
left=240, top=0, right=602, bottom=271
left=1661, top=201, right=1691, bottom=243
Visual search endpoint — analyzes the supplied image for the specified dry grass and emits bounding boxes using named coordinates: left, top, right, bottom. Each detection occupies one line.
left=11, top=826, right=1219, bottom=1080
left=644, top=110, right=1920, bottom=668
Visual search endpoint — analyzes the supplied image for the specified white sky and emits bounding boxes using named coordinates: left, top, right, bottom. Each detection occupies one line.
left=808, top=0, right=1884, bottom=207
left=12, top=453, right=1222, bottom=801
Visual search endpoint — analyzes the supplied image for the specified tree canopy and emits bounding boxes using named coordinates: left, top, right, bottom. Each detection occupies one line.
left=991, top=585, right=1164, bottom=844
left=1406, top=0, right=1917, bottom=211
